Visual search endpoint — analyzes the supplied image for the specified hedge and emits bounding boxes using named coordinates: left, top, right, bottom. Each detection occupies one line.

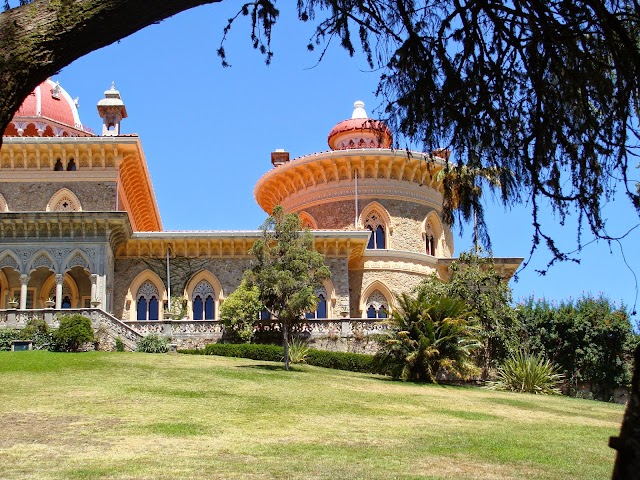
left=180, top=343, right=382, bottom=375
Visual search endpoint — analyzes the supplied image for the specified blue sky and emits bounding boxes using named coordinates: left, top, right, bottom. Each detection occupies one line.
left=50, top=3, right=639, bottom=322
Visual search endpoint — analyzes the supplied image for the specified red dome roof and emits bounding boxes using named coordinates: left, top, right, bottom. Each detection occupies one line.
left=6, top=79, right=88, bottom=137
left=327, top=101, right=392, bottom=150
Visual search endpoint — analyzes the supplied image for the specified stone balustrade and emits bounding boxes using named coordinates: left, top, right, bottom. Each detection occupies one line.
left=1, top=309, right=389, bottom=353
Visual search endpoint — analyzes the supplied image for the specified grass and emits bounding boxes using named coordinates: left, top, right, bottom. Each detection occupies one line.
left=0, top=351, right=624, bottom=480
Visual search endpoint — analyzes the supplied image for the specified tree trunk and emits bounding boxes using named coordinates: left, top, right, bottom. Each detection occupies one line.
left=283, top=320, right=289, bottom=371
left=0, top=0, right=221, bottom=140
left=610, top=343, right=640, bottom=478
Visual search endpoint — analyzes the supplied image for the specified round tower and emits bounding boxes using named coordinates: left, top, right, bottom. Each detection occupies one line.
left=255, top=100, right=454, bottom=257
left=255, top=101, right=456, bottom=317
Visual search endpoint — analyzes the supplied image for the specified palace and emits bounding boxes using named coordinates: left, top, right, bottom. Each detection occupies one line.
left=0, top=79, right=521, bottom=349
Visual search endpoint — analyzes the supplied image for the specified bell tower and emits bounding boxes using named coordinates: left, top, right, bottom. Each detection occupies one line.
left=97, top=82, right=128, bottom=136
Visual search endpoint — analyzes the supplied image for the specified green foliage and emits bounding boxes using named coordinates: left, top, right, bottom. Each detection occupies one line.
left=21, top=318, right=53, bottom=350
left=245, top=205, right=331, bottom=370
left=115, top=336, right=125, bottom=352
left=52, top=314, right=94, bottom=352
left=220, top=280, right=262, bottom=343
left=203, top=343, right=283, bottom=362
left=136, top=334, right=169, bottom=354
left=376, top=291, right=480, bottom=382
left=0, top=329, right=21, bottom=351
left=288, top=338, right=310, bottom=364
left=0, top=319, right=52, bottom=351
left=305, top=349, right=379, bottom=374
left=516, top=295, right=637, bottom=399
left=485, top=352, right=565, bottom=395
left=417, top=251, right=518, bottom=375
left=192, top=343, right=380, bottom=374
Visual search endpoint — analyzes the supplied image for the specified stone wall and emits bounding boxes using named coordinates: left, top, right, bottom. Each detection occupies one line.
left=113, top=254, right=353, bottom=321
left=113, top=257, right=253, bottom=319
left=349, top=269, right=427, bottom=317
left=303, top=198, right=452, bottom=255
left=0, top=182, right=117, bottom=211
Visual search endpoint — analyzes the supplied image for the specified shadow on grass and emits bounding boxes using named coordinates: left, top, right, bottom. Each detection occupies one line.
left=237, top=364, right=306, bottom=373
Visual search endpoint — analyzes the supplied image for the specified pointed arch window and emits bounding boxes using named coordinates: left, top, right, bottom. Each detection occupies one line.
left=192, top=280, right=216, bottom=320
left=365, top=290, right=389, bottom=319
left=364, top=211, right=387, bottom=249
left=136, top=281, right=160, bottom=321
left=54, top=159, right=63, bottom=171
left=66, top=159, right=76, bottom=171
left=305, top=289, right=328, bottom=319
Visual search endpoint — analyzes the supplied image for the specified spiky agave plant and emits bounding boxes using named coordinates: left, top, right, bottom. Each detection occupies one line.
left=288, top=338, right=310, bottom=364
left=486, top=351, right=564, bottom=394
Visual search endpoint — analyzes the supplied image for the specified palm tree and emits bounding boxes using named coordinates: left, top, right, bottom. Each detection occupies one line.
left=376, top=291, right=480, bottom=382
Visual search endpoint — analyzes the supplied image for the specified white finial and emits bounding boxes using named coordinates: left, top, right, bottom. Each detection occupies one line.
left=111, top=81, right=116, bottom=91
left=352, top=100, right=368, bottom=119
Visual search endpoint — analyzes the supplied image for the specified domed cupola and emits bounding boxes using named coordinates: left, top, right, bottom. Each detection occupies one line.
left=4, top=78, right=91, bottom=137
left=327, top=101, right=393, bottom=150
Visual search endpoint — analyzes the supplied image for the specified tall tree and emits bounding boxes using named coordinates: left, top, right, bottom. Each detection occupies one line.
left=245, top=206, right=330, bottom=370
left=417, top=251, right=519, bottom=377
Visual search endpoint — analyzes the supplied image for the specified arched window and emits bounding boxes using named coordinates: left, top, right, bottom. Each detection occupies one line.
left=192, top=280, right=215, bottom=320
left=316, top=294, right=327, bottom=319
left=423, top=213, right=448, bottom=257
left=62, top=296, right=72, bottom=309
left=305, top=290, right=328, bottom=319
left=66, top=159, right=76, bottom=171
left=137, top=297, right=147, bottom=321
left=136, top=281, right=160, bottom=321
left=363, top=206, right=389, bottom=250
left=149, top=296, right=159, bottom=320
left=54, top=159, right=63, bottom=171
left=365, top=290, right=390, bottom=319
left=375, top=225, right=386, bottom=249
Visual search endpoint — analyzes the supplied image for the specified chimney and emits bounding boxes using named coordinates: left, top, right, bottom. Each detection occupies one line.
left=271, top=149, right=290, bottom=167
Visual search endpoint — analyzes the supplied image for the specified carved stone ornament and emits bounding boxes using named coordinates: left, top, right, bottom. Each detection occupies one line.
left=137, top=280, right=159, bottom=300
left=366, top=290, right=388, bottom=310
left=193, top=280, right=215, bottom=299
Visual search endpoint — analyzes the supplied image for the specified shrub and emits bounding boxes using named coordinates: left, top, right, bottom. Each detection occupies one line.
left=136, top=334, right=169, bottom=353
left=288, top=338, right=310, bottom=364
left=21, top=318, right=53, bottom=350
left=52, top=314, right=94, bottom=352
left=203, top=343, right=283, bottom=362
left=0, top=329, right=22, bottom=351
left=516, top=295, right=637, bottom=399
left=220, top=281, right=262, bottom=343
left=115, top=336, right=125, bottom=352
left=485, top=351, right=564, bottom=395
left=195, top=343, right=380, bottom=374
left=306, top=349, right=379, bottom=373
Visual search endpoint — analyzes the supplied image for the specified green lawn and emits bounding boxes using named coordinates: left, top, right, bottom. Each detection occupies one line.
left=0, top=351, right=624, bottom=479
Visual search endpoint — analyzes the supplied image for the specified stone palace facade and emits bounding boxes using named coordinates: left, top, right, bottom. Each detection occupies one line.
left=0, top=79, right=521, bottom=349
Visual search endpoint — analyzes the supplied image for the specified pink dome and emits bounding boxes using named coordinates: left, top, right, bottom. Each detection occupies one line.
left=5, top=79, right=89, bottom=137
left=327, top=101, right=392, bottom=150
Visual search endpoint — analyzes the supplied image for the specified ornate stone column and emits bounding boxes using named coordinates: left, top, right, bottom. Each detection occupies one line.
left=90, top=274, right=99, bottom=307
left=55, top=274, right=64, bottom=310
left=19, top=274, right=29, bottom=310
